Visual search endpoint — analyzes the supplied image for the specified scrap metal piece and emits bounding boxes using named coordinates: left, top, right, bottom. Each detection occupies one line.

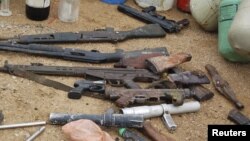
left=0, top=121, right=46, bottom=130
left=26, top=126, right=46, bottom=141
left=168, top=70, right=210, bottom=85
left=162, top=112, right=177, bottom=132
left=189, top=85, right=214, bottom=102
left=119, top=128, right=148, bottom=141
left=205, top=64, right=244, bottom=109
left=228, top=109, right=250, bottom=125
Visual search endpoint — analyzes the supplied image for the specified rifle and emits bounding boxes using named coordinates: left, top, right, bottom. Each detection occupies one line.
left=0, top=61, right=159, bottom=89
left=118, top=5, right=189, bottom=33
left=0, top=42, right=168, bottom=63
left=104, top=87, right=193, bottom=107
left=65, top=80, right=192, bottom=107
left=1, top=24, right=166, bottom=44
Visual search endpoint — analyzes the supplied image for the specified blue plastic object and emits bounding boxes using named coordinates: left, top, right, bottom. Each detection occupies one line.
left=101, top=0, right=126, bottom=4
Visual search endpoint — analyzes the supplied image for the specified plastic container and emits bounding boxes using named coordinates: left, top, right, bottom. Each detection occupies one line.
left=25, top=0, right=50, bottom=21
left=218, top=0, right=249, bottom=62
left=134, top=0, right=175, bottom=11
left=101, top=0, right=126, bottom=4
left=0, top=0, right=12, bottom=16
left=228, top=0, right=250, bottom=60
left=58, top=0, right=80, bottom=22
left=177, top=0, right=190, bottom=13
left=190, top=0, right=221, bottom=31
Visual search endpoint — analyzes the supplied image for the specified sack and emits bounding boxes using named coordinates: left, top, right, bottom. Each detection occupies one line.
left=134, top=0, right=175, bottom=11
left=62, top=119, right=114, bottom=141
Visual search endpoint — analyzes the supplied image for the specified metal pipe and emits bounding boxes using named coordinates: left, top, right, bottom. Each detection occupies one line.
left=49, top=109, right=144, bottom=128
left=0, top=121, right=46, bottom=130
left=121, top=101, right=201, bottom=118
left=26, top=126, right=46, bottom=141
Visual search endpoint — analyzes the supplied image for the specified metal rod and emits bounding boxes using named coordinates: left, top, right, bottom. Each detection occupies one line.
left=0, top=121, right=46, bottom=130
left=26, top=126, right=46, bottom=141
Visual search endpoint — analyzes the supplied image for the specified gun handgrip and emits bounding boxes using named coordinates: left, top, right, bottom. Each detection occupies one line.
left=68, top=86, right=85, bottom=99
left=124, top=79, right=141, bottom=89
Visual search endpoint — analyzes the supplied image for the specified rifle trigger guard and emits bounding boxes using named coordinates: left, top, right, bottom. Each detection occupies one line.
left=90, top=50, right=100, bottom=53
left=108, top=80, right=124, bottom=87
left=89, top=85, right=105, bottom=93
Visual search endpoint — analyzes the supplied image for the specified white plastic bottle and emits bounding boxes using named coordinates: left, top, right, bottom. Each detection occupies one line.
left=134, top=0, right=175, bottom=11
left=229, top=0, right=250, bottom=59
left=190, top=0, right=221, bottom=31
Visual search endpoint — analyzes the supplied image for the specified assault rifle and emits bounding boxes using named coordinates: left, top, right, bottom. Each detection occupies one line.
left=118, top=5, right=189, bottom=33
left=0, top=61, right=159, bottom=89
left=0, top=42, right=167, bottom=63
left=68, top=80, right=194, bottom=107
left=1, top=24, right=166, bottom=44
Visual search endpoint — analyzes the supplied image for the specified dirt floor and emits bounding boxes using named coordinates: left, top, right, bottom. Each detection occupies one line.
left=0, top=0, right=249, bottom=141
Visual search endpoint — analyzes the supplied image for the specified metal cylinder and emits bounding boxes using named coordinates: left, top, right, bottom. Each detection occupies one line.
left=121, top=101, right=201, bottom=118
left=0, top=121, right=46, bottom=130
left=49, top=112, right=144, bottom=128
left=26, top=126, right=46, bottom=141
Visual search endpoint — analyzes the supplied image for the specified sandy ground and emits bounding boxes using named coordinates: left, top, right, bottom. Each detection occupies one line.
left=0, top=0, right=249, bottom=141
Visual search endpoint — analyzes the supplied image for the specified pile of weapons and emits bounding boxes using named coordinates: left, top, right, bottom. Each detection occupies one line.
left=0, top=4, right=247, bottom=141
